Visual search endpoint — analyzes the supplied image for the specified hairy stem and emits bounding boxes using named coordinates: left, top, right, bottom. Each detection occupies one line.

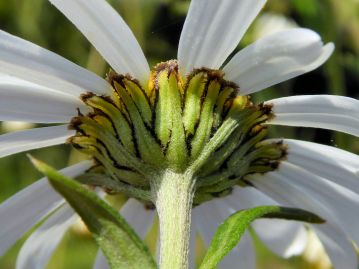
left=152, top=170, right=195, bottom=269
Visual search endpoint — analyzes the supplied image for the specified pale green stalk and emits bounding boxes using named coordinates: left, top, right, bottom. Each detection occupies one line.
left=152, top=170, right=196, bottom=269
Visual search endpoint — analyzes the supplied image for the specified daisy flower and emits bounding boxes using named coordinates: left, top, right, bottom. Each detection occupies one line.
left=0, top=0, right=358, bottom=268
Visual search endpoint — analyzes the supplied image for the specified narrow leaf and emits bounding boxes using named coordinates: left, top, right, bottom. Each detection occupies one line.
left=30, top=156, right=157, bottom=269
left=199, top=205, right=325, bottom=269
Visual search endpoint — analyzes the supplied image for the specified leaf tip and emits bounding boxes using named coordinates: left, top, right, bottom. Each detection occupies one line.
left=27, top=154, right=45, bottom=172
left=27, top=155, right=61, bottom=185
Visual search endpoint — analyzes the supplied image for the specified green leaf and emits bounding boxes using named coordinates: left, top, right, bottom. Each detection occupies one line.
left=199, top=206, right=325, bottom=269
left=30, top=156, right=157, bottom=269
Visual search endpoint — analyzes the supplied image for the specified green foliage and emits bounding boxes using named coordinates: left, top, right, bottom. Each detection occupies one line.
left=199, top=206, right=325, bottom=269
left=30, top=157, right=157, bottom=269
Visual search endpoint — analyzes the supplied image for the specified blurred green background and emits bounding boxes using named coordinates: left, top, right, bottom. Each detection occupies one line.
left=1, top=0, right=359, bottom=268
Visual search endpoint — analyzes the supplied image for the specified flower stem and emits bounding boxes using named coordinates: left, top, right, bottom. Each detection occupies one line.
left=152, top=170, right=195, bottom=269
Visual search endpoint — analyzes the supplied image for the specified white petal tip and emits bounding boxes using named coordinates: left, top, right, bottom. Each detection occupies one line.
left=323, top=42, right=335, bottom=58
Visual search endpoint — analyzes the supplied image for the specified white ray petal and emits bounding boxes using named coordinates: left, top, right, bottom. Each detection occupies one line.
left=0, top=30, right=111, bottom=97
left=313, top=224, right=357, bottom=269
left=252, top=12, right=298, bottom=40
left=120, top=198, right=155, bottom=238
left=248, top=162, right=359, bottom=245
left=268, top=95, right=359, bottom=114
left=268, top=138, right=359, bottom=169
left=266, top=95, right=359, bottom=137
left=0, top=125, right=74, bottom=158
left=0, top=77, right=86, bottom=123
left=193, top=199, right=256, bottom=268
left=0, top=74, right=87, bottom=117
left=0, top=161, right=91, bottom=256
left=178, top=0, right=266, bottom=74
left=255, top=219, right=307, bottom=258
left=222, top=186, right=276, bottom=209
left=223, top=187, right=307, bottom=258
left=93, top=251, right=109, bottom=269
left=16, top=204, right=77, bottom=269
left=192, top=200, right=230, bottom=246
left=280, top=139, right=359, bottom=194
left=269, top=114, right=359, bottom=136
left=223, top=28, right=334, bottom=95
left=278, top=163, right=359, bottom=246
left=49, top=0, right=149, bottom=84
left=249, top=174, right=357, bottom=269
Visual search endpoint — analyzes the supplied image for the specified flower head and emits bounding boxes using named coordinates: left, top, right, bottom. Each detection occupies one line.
left=0, top=0, right=358, bottom=268
left=68, top=60, right=285, bottom=208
